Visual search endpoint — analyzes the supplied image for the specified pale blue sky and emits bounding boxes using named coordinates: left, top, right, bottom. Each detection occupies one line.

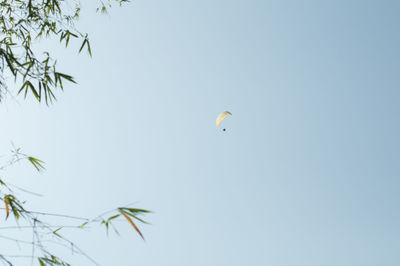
left=1, top=0, right=400, bottom=265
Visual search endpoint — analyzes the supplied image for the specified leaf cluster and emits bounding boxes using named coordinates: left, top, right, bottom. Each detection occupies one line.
left=0, top=0, right=128, bottom=104
left=0, top=148, right=150, bottom=265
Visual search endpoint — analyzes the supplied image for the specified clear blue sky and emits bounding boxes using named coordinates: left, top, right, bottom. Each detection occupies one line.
left=1, top=0, right=400, bottom=265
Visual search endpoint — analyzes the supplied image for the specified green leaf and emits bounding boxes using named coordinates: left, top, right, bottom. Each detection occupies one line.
left=120, top=207, right=152, bottom=214
left=79, top=221, right=88, bottom=228
left=28, top=156, right=45, bottom=172
left=18, top=80, right=40, bottom=101
left=107, top=214, right=120, bottom=222
left=53, top=227, right=63, bottom=238
left=38, top=258, right=45, bottom=266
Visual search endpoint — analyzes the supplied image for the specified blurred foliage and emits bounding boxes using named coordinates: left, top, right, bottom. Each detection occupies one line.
left=0, top=148, right=150, bottom=265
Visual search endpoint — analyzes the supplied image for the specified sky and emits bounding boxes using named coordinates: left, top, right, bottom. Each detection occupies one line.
left=1, top=0, right=400, bottom=265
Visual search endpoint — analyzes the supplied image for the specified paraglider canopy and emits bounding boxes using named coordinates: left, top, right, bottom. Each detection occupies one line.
left=216, top=111, right=232, bottom=127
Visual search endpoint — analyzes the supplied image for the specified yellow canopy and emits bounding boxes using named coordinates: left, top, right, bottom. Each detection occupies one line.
left=216, top=111, right=232, bottom=127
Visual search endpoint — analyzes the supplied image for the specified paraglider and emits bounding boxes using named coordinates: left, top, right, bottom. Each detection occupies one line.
left=216, top=111, right=232, bottom=131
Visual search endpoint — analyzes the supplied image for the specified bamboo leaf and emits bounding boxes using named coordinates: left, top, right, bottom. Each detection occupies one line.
left=28, top=156, right=45, bottom=171
left=122, top=207, right=152, bottom=214
left=107, top=214, right=120, bottom=222
left=79, top=38, right=87, bottom=53
left=53, top=227, right=63, bottom=238
left=79, top=222, right=88, bottom=228
left=4, top=197, right=9, bottom=220
left=120, top=210, right=144, bottom=240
